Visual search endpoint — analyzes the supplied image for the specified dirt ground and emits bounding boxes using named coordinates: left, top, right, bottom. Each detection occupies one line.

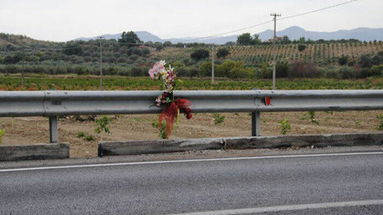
left=0, top=111, right=382, bottom=158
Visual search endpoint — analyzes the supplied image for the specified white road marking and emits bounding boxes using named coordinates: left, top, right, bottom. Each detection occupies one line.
left=167, top=199, right=383, bottom=215
left=0, top=151, right=382, bottom=173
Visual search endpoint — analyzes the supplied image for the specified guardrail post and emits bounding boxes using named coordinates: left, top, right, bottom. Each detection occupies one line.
left=49, top=116, right=58, bottom=143
left=251, top=111, right=261, bottom=136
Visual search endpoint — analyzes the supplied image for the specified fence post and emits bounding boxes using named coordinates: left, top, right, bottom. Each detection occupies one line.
left=251, top=111, right=261, bottom=136
left=49, top=116, right=58, bottom=143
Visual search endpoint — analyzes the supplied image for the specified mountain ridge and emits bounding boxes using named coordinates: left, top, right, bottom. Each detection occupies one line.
left=74, top=26, right=383, bottom=44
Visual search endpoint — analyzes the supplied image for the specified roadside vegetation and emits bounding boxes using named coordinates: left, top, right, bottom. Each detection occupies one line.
left=279, top=118, right=291, bottom=135
left=1, top=32, right=382, bottom=81
left=1, top=75, right=383, bottom=91
left=0, top=128, right=5, bottom=144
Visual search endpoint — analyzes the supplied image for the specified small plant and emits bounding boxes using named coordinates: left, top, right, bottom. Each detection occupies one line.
left=95, top=116, right=112, bottom=134
left=76, top=131, right=86, bottom=138
left=279, top=118, right=291, bottom=135
left=301, top=111, right=320, bottom=124
left=84, top=135, right=95, bottom=141
left=152, top=121, right=167, bottom=139
left=76, top=131, right=96, bottom=141
left=0, top=129, right=5, bottom=144
left=212, top=113, right=225, bottom=125
left=377, top=114, right=383, bottom=130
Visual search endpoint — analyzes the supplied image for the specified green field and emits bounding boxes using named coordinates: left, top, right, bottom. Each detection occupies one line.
left=1, top=74, right=382, bottom=91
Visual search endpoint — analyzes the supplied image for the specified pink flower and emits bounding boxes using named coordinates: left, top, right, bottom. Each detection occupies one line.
left=148, top=68, right=157, bottom=79
left=148, top=60, right=166, bottom=80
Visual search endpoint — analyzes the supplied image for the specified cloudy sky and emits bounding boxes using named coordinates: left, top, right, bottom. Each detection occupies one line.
left=0, top=0, right=382, bottom=42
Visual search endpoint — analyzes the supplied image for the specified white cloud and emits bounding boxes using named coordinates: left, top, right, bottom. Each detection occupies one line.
left=0, top=0, right=382, bottom=41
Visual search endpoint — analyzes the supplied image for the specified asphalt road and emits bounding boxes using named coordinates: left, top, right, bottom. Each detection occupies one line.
left=1, top=152, right=383, bottom=215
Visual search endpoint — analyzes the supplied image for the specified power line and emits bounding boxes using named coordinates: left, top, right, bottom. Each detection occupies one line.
left=195, top=20, right=273, bottom=40
left=278, top=0, right=360, bottom=21
left=194, top=0, right=360, bottom=41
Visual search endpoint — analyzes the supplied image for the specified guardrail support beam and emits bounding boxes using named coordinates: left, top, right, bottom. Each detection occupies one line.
left=49, top=116, right=58, bottom=143
left=251, top=111, right=261, bottom=136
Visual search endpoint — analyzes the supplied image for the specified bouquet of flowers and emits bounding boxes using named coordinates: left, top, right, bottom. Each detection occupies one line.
left=149, top=60, right=192, bottom=138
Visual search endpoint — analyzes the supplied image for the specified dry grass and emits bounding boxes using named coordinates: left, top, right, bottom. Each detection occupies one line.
left=0, top=111, right=382, bottom=158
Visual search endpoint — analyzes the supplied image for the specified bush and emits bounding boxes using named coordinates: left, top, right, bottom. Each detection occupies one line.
left=95, top=116, right=112, bottom=134
left=257, top=63, right=272, bottom=79
left=306, top=111, right=319, bottom=125
left=216, top=60, right=252, bottom=79
left=229, top=67, right=253, bottom=79
left=276, top=62, right=289, bottom=78
left=377, top=114, right=383, bottom=130
left=199, top=61, right=212, bottom=77
left=63, top=43, right=83, bottom=56
left=289, top=62, right=319, bottom=78
left=212, top=113, right=225, bottom=125
left=298, top=44, right=306, bottom=52
left=216, top=48, right=230, bottom=58
left=77, top=131, right=86, bottom=138
left=190, top=49, right=209, bottom=61
left=359, top=54, right=373, bottom=68
left=338, top=66, right=357, bottom=79
left=84, top=135, right=96, bottom=141
left=317, top=66, right=339, bottom=79
left=324, top=70, right=340, bottom=79
left=0, top=129, right=5, bottom=144
left=369, top=64, right=383, bottom=76
left=130, top=47, right=142, bottom=56
left=278, top=118, right=291, bottom=135
left=141, top=48, right=150, bottom=56
left=338, top=55, right=348, bottom=66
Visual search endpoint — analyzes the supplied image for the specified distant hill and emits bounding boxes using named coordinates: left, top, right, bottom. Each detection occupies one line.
left=75, top=31, right=164, bottom=43
left=0, top=33, right=54, bottom=47
left=258, top=26, right=383, bottom=42
left=74, top=26, right=383, bottom=44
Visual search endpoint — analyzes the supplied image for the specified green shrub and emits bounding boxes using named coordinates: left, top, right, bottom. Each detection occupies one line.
left=0, top=129, right=5, bottom=144
left=298, top=44, right=306, bottom=52
left=190, top=49, right=209, bottom=61
left=212, top=113, right=225, bottom=125
left=338, top=66, right=357, bottom=79
left=257, top=63, right=272, bottom=79
left=338, top=55, right=348, bottom=66
left=276, top=62, right=289, bottom=78
left=84, top=135, right=95, bottom=141
left=307, top=111, right=319, bottom=125
left=324, top=69, right=340, bottom=79
left=279, top=118, right=291, bottom=135
left=369, top=64, right=383, bottom=76
left=76, top=131, right=86, bottom=138
left=216, top=48, right=230, bottom=58
left=152, top=121, right=167, bottom=139
left=95, top=116, right=112, bottom=134
left=377, top=114, right=383, bottom=130
left=199, top=61, right=212, bottom=77
left=289, top=62, right=320, bottom=78
left=216, top=60, right=245, bottom=78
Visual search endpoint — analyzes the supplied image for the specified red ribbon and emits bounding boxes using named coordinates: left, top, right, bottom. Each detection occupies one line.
left=158, top=98, right=192, bottom=138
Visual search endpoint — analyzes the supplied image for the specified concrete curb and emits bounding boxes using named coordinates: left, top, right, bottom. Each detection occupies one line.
left=98, top=133, right=383, bottom=157
left=0, top=143, right=69, bottom=161
left=99, top=138, right=224, bottom=157
left=224, top=133, right=383, bottom=149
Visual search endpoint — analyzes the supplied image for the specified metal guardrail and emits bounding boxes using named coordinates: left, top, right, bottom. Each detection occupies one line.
left=1, top=90, right=383, bottom=143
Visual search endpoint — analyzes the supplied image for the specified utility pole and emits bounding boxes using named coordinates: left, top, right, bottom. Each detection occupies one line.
left=211, top=46, right=215, bottom=84
left=99, top=36, right=103, bottom=90
left=270, top=13, right=281, bottom=90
